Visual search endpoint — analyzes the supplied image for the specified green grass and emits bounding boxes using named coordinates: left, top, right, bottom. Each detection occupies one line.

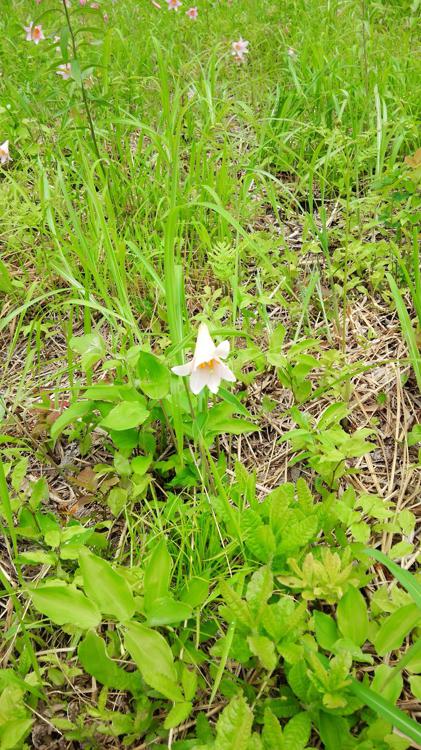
left=0, top=0, right=420, bottom=747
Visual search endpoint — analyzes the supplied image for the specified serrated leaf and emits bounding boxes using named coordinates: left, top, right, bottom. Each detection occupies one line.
left=282, top=712, right=311, bottom=750
left=219, top=580, right=254, bottom=629
left=262, top=707, right=283, bottom=749
left=163, top=701, right=192, bottom=730
left=214, top=695, right=253, bottom=750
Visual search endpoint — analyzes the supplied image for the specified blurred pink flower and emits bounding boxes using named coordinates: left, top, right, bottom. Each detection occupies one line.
left=56, top=63, right=72, bottom=79
left=90, top=2, right=99, bottom=7
left=231, top=37, right=249, bottom=62
left=103, top=12, right=109, bottom=21
left=166, top=0, right=182, bottom=10
left=24, top=22, right=45, bottom=44
left=0, top=141, right=11, bottom=165
left=186, top=6, right=198, bottom=18
left=79, top=0, right=88, bottom=5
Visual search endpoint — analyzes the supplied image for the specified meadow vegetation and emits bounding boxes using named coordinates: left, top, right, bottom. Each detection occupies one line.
left=0, top=0, right=420, bottom=747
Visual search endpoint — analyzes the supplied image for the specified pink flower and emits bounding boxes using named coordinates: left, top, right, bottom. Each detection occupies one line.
left=56, top=63, right=72, bottom=80
left=103, top=12, right=109, bottom=21
left=0, top=141, right=11, bottom=166
left=186, top=6, right=198, bottom=18
left=172, top=323, right=236, bottom=395
left=166, top=0, right=182, bottom=10
left=79, top=0, right=88, bottom=4
left=24, top=23, right=45, bottom=44
left=90, top=2, right=99, bottom=8
left=231, top=37, right=249, bottom=62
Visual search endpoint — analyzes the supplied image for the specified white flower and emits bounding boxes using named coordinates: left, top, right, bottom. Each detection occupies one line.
left=24, top=22, right=45, bottom=44
left=0, top=140, right=11, bottom=165
left=172, top=323, right=236, bottom=395
left=186, top=6, right=198, bottom=18
left=56, top=63, right=72, bottom=80
left=166, top=0, right=182, bottom=9
left=231, top=37, right=249, bottom=62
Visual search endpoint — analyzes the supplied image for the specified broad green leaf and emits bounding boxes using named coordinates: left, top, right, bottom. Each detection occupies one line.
left=214, top=695, right=253, bottom=750
left=180, top=575, right=209, bottom=608
left=124, top=622, right=182, bottom=702
left=219, top=387, right=253, bottom=418
left=318, top=712, right=351, bottom=750
left=247, top=635, right=277, bottom=671
left=374, top=604, right=420, bottom=655
left=262, top=707, right=283, bottom=749
left=137, top=351, right=170, bottom=399
left=372, top=664, right=403, bottom=704
left=145, top=596, right=192, bottom=626
left=163, top=701, right=192, bottom=730
left=50, top=400, right=94, bottom=442
left=337, top=586, right=368, bottom=646
left=282, top=712, right=311, bottom=750
left=78, top=630, right=141, bottom=693
left=246, top=566, right=273, bottom=620
left=100, top=401, right=149, bottom=431
left=131, top=454, right=153, bottom=475
left=314, top=611, right=339, bottom=650
left=144, top=538, right=172, bottom=611
left=31, top=582, right=101, bottom=629
left=79, top=548, right=135, bottom=622
left=69, top=333, right=105, bottom=371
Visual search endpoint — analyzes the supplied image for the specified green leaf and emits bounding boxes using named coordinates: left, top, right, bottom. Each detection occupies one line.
left=337, top=586, right=368, bottom=647
left=219, top=387, right=253, bottom=418
left=100, top=401, right=149, bottom=431
left=219, top=580, right=254, bottom=629
left=387, top=273, right=421, bottom=391
left=314, top=611, right=339, bottom=650
left=124, top=622, right=182, bottom=702
left=363, top=548, right=421, bottom=608
left=31, top=582, right=101, bottom=629
left=79, top=548, right=135, bottom=622
left=372, top=664, right=403, bottom=704
left=69, top=333, right=105, bottom=371
left=145, top=596, right=192, bottom=626
left=282, top=712, right=311, bottom=750
left=374, top=604, right=420, bottom=655
left=50, top=400, right=94, bottom=442
left=163, top=701, right=192, bottom=730
left=262, top=707, right=283, bottom=749
left=247, top=635, right=277, bottom=671
left=318, top=713, right=351, bottom=750
left=144, top=538, right=172, bottom=611
left=78, top=630, right=141, bottom=693
left=137, top=351, right=170, bottom=399
left=350, top=678, right=421, bottom=746
left=214, top=695, right=253, bottom=750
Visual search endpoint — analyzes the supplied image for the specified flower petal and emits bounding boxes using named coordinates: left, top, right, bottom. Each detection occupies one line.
left=189, top=368, right=211, bottom=394
left=172, top=362, right=193, bottom=376
left=216, top=361, right=236, bottom=383
left=214, top=340, right=230, bottom=359
left=193, top=323, right=216, bottom=367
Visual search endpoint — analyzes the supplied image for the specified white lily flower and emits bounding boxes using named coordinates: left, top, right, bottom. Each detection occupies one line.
left=172, top=323, right=236, bottom=395
left=0, top=140, right=11, bottom=165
